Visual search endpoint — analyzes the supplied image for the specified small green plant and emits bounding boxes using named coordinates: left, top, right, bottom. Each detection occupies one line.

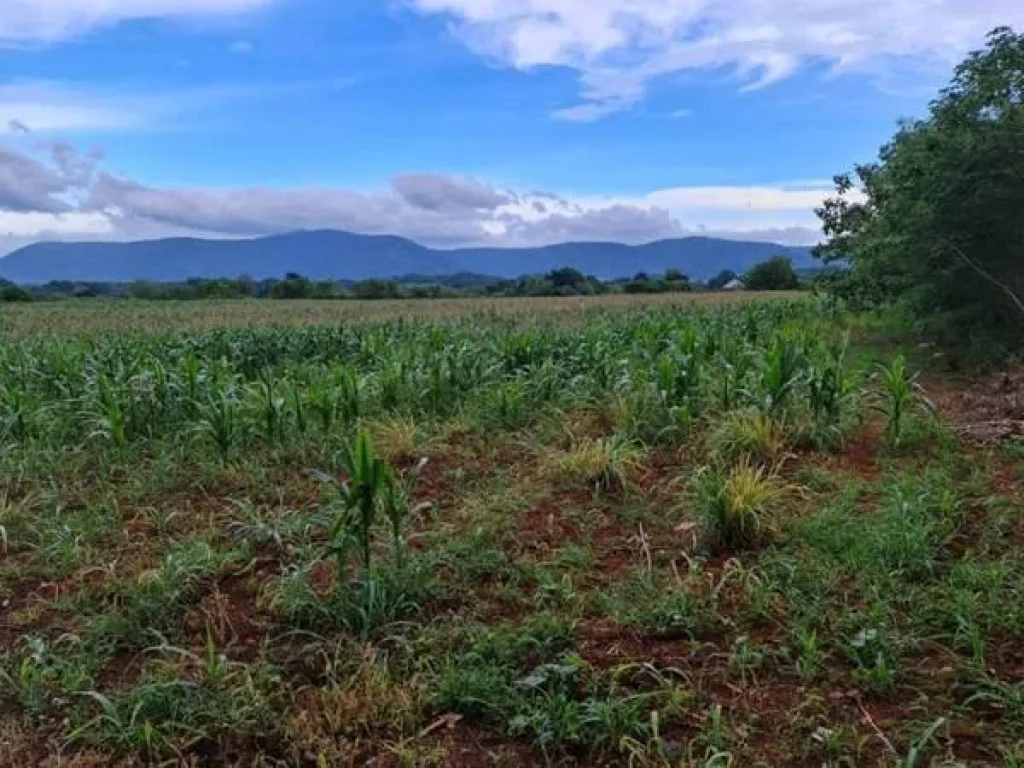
left=192, top=387, right=242, bottom=462
left=309, top=428, right=428, bottom=634
left=792, top=626, right=824, bottom=682
left=845, top=627, right=900, bottom=693
left=898, top=717, right=947, bottom=768
left=758, top=335, right=807, bottom=415
left=872, top=357, right=934, bottom=448
left=708, top=409, right=787, bottom=467
left=318, top=428, right=390, bottom=578
left=542, top=435, right=644, bottom=494
left=966, top=677, right=1024, bottom=722
left=695, top=461, right=784, bottom=552
left=806, top=338, right=861, bottom=447
left=727, top=635, right=765, bottom=685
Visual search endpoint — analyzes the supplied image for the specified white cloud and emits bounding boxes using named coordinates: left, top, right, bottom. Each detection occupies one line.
left=0, top=0, right=278, bottom=45
left=230, top=40, right=255, bottom=54
left=406, top=0, right=1024, bottom=119
left=0, top=140, right=827, bottom=252
left=0, top=210, right=114, bottom=238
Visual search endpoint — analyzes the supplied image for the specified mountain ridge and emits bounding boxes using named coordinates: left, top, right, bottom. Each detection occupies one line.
left=0, top=229, right=815, bottom=284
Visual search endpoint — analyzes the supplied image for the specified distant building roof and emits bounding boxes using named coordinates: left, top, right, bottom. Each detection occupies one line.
left=723, top=278, right=745, bottom=290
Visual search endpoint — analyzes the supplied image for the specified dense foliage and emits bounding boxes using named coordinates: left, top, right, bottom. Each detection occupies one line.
left=743, top=256, right=799, bottom=291
left=3, top=268, right=702, bottom=302
left=816, top=27, right=1024, bottom=359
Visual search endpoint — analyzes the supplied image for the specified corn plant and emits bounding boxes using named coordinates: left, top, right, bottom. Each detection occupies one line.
left=806, top=338, right=861, bottom=444
left=192, top=387, right=242, bottom=462
left=83, top=372, right=129, bottom=447
left=246, top=368, right=287, bottom=445
left=378, top=456, right=428, bottom=570
left=757, top=335, right=807, bottom=415
left=872, top=357, right=934, bottom=447
left=311, top=428, right=398, bottom=584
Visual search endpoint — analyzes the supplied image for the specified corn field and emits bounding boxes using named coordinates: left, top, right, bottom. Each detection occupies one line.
left=0, top=300, right=857, bottom=461
left=2, top=297, right=1022, bottom=767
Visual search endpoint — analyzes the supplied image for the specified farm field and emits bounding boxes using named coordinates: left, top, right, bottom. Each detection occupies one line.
left=0, top=292, right=800, bottom=338
left=1, top=297, right=1023, bottom=767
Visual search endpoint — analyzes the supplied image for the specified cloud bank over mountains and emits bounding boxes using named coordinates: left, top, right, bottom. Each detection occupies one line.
left=0, top=139, right=830, bottom=256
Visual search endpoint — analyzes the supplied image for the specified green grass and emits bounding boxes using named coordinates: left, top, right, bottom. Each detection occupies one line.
left=1, top=296, right=1022, bottom=765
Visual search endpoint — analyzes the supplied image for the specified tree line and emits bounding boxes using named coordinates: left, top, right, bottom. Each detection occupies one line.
left=0, top=256, right=806, bottom=303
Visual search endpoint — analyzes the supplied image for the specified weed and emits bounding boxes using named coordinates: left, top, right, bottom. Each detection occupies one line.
left=695, top=461, right=784, bottom=552
left=543, top=435, right=645, bottom=494
left=708, top=409, right=787, bottom=467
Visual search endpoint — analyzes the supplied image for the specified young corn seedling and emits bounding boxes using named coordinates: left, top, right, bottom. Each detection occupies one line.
left=806, top=338, right=861, bottom=446
left=872, top=357, right=935, bottom=448
left=381, top=456, right=429, bottom=571
left=334, top=428, right=389, bottom=577
left=192, top=387, right=242, bottom=463
left=757, top=335, right=807, bottom=415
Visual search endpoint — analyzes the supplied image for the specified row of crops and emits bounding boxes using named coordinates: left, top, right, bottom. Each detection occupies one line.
left=0, top=299, right=874, bottom=462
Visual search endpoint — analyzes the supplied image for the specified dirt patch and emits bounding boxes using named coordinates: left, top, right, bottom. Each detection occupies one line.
left=927, top=366, right=1024, bottom=446
left=576, top=619, right=690, bottom=670
left=424, top=719, right=535, bottom=768
left=517, top=490, right=592, bottom=551
left=812, top=422, right=883, bottom=482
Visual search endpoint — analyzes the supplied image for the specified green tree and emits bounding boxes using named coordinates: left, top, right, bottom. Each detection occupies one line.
left=816, top=27, right=1024, bottom=358
left=709, top=269, right=738, bottom=290
left=0, top=282, right=32, bottom=302
left=269, top=273, right=314, bottom=299
left=353, top=279, right=400, bottom=300
left=547, top=267, right=587, bottom=290
left=664, top=269, right=693, bottom=291
left=744, top=257, right=799, bottom=291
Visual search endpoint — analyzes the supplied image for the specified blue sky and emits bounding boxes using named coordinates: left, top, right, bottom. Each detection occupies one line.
left=1, top=0, right=1021, bottom=253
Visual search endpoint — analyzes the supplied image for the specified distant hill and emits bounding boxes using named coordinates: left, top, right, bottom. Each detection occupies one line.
left=0, top=229, right=814, bottom=284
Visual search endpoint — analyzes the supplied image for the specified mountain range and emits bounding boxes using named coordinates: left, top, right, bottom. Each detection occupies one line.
left=0, top=230, right=814, bottom=284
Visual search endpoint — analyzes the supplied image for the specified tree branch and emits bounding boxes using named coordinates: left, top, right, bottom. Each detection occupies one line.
left=940, top=238, right=1024, bottom=319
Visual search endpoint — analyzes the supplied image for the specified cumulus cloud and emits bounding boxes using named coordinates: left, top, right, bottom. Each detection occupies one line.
left=406, top=0, right=1024, bottom=118
left=0, top=146, right=79, bottom=213
left=0, top=139, right=825, bottom=256
left=0, top=0, right=278, bottom=45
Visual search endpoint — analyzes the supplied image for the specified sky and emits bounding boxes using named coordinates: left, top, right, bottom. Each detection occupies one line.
left=1, top=0, right=1022, bottom=256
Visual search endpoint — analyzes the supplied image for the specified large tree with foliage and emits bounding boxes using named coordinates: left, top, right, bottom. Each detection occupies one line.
left=816, top=27, right=1024, bottom=358
left=744, top=256, right=799, bottom=290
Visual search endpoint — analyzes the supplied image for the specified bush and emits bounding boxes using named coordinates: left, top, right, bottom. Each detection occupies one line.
left=269, top=273, right=314, bottom=299
left=0, top=284, right=32, bottom=302
left=744, top=257, right=800, bottom=291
